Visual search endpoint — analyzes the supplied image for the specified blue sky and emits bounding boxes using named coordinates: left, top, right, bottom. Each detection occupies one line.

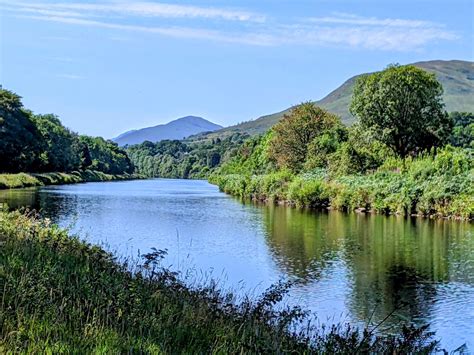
left=1, top=0, right=473, bottom=138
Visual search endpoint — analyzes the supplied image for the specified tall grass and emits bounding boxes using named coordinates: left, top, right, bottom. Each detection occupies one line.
left=0, top=170, right=140, bottom=190
left=0, top=210, right=438, bottom=353
left=211, top=147, right=473, bottom=220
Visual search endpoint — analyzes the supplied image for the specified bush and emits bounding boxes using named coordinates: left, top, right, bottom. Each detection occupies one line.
left=287, top=176, right=329, bottom=207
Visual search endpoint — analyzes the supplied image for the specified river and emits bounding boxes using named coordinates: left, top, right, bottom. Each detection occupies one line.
left=1, top=178, right=473, bottom=349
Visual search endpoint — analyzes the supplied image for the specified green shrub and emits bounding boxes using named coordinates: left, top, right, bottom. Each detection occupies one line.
left=287, top=177, right=329, bottom=207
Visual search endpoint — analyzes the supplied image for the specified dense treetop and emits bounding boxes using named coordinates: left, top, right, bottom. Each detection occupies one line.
left=350, top=64, right=452, bottom=158
left=0, top=88, right=133, bottom=174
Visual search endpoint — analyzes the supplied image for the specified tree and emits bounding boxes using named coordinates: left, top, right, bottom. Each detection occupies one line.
left=0, top=89, right=44, bottom=172
left=350, top=64, right=452, bottom=158
left=32, top=114, right=82, bottom=171
left=327, top=123, right=392, bottom=176
left=449, top=112, right=473, bottom=148
left=79, top=136, right=134, bottom=174
left=268, top=102, right=344, bottom=173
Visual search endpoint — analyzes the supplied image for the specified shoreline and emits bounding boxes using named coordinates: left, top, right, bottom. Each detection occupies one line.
left=0, top=170, right=143, bottom=190
left=208, top=176, right=473, bottom=222
left=251, top=195, right=473, bottom=222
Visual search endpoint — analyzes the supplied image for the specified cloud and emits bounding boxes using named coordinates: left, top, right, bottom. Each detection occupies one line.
left=1, top=1, right=458, bottom=51
left=18, top=14, right=276, bottom=46
left=2, top=1, right=265, bottom=22
left=307, top=13, right=439, bottom=29
left=275, top=17, right=458, bottom=50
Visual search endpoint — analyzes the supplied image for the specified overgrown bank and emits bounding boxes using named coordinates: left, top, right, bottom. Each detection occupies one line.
left=210, top=145, right=473, bottom=220
left=0, top=210, right=438, bottom=353
left=0, top=170, right=141, bottom=190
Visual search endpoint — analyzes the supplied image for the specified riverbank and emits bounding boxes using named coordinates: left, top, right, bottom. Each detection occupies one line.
left=210, top=148, right=474, bottom=221
left=0, top=170, right=142, bottom=190
left=0, top=210, right=438, bottom=353
left=210, top=172, right=473, bottom=221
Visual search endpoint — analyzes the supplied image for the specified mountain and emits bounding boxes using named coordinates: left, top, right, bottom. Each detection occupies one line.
left=190, top=60, right=474, bottom=142
left=113, top=116, right=223, bottom=146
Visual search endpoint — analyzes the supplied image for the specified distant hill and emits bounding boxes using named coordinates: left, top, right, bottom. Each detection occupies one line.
left=114, top=116, right=222, bottom=146
left=190, top=60, right=474, bottom=142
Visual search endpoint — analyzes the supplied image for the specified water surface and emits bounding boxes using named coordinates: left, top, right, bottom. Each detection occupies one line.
left=1, top=179, right=473, bottom=349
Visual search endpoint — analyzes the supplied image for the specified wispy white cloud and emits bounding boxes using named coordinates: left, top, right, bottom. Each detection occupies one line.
left=2, top=1, right=265, bottom=22
left=307, top=12, right=439, bottom=28
left=1, top=1, right=458, bottom=51
left=275, top=17, right=458, bottom=50
left=18, top=14, right=276, bottom=46
left=57, top=73, right=83, bottom=80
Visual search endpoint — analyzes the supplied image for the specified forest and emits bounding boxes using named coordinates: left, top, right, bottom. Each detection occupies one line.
left=0, top=89, right=133, bottom=175
left=127, top=133, right=249, bottom=179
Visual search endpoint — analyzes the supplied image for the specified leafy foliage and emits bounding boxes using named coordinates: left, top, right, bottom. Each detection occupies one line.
left=0, top=90, right=44, bottom=172
left=268, top=102, right=345, bottom=173
left=0, top=88, right=133, bottom=175
left=211, top=66, right=473, bottom=220
left=449, top=111, right=474, bottom=148
left=350, top=64, right=452, bottom=157
left=31, top=114, right=82, bottom=172
left=214, top=146, right=473, bottom=219
left=127, top=134, right=247, bottom=179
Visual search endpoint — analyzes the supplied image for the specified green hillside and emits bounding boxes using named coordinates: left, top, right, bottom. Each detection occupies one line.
left=190, top=60, right=473, bottom=142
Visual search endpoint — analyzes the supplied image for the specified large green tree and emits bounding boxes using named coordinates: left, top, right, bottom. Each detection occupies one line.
left=268, top=102, right=345, bottom=173
left=32, top=114, right=82, bottom=171
left=350, top=64, right=452, bottom=158
left=0, top=89, right=43, bottom=172
left=79, top=136, right=134, bottom=174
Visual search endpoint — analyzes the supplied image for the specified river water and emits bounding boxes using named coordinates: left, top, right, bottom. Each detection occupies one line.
left=1, top=179, right=473, bottom=349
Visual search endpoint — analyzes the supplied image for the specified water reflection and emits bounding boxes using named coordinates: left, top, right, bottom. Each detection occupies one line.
left=262, top=205, right=474, bottom=343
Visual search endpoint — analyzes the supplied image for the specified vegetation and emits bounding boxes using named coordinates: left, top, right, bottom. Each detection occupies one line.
left=0, top=88, right=133, bottom=175
left=209, top=65, right=473, bottom=220
left=0, top=210, right=438, bottom=353
left=212, top=146, right=473, bottom=219
left=127, top=134, right=248, bottom=179
left=268, top=103, right=346, bottom=173
left=350, top=64, right=452, bottom=158
left=0, top=170, right=138, bottom=190
left=450, top=111, right=474, bottom=148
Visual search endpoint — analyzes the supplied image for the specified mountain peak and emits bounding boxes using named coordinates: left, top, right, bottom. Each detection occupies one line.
left=113, top=116, right=222, bottom=146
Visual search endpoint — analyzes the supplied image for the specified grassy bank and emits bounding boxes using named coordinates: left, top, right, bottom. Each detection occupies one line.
left=0, top=210, right=438, bottom=353
left=210, top=148, right=474, bottom=220
left=0, top=170, right=141, bottom=190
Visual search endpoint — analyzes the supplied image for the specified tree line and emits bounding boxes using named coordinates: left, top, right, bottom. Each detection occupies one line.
left=0, top=89, right=133, bottom=174
left=126, top=134, right=248, bottom=179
